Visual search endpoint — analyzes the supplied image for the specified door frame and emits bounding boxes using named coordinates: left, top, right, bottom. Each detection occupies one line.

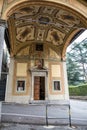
left=30, top=69, right=48, bottom=101
left=34, top=76, right=45, bottom=100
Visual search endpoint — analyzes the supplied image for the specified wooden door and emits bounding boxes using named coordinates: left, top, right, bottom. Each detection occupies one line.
left=34, top=76, right=40, bottom=100
left=34, top=76, right=45, bottom=100
left=40, top=77, right=45, bottom=100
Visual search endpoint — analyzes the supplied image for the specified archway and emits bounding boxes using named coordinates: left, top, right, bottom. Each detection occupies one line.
left=0, top=0, right=87, bottom=103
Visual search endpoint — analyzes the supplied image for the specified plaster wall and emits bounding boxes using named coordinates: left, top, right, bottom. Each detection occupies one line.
left=5, top=59, right=69, bottom=103
left=5, top=58, right=30, bottom=103
left=0, top=0, right=4, bottom=17
left=48, top=61, right=69, bottom=100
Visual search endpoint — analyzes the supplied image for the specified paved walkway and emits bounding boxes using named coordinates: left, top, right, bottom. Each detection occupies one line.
left=1, top=100, right=87, bottom=126
left=1, top=100, right=87, bottom=128
left=0, top=123, right=87, bottom=130
left=1, top=101, right=70, bottom=125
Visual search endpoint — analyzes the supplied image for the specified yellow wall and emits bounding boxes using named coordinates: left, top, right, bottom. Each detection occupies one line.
left=12, top=60, right=30, bottom=96
left=12, top=59, right=65, bottom=96
left=0, top=0, right=4, bottom=17
left=49, top=61, right=64, bottom=95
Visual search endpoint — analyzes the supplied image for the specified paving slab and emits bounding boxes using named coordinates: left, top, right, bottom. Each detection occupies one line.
left=0, top=123, right=87, bottom=130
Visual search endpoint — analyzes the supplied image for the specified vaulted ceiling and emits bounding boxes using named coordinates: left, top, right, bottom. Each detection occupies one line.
left=1, top=0, right=87, bottom=59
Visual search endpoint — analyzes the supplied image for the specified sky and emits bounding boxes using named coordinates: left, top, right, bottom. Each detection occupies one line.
left=67, top=30, right=87, bottom=52
left=73, top=30, right=87, bottom=43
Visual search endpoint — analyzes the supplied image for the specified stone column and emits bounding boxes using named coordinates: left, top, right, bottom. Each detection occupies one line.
left=29, top=71, right=34, bottom=102
left=5, top=57, right=15, bottom=102
left=0, top=26, right=5, bottom=79
left=0, top=102, right=2, bottom=122
left=45, top=71, right=49, bottom=100
left=31, top=74, right=34, bottom=101
left=62, top=61, right=69, bottom=100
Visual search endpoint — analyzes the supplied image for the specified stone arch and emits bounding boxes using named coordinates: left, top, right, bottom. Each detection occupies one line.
left=1, top=0, right=87, bottom=23
left=1, top=1, right=87, bottom=59
left=2, top=0, right=87, bottom=104
left=62, top=28, right=86, bottom=60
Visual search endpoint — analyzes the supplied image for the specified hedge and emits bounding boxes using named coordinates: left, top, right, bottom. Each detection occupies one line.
left=69, top=84, right=87, bottom=96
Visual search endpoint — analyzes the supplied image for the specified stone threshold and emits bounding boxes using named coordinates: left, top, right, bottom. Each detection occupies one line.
left=2, top=100, right=70, bottom=106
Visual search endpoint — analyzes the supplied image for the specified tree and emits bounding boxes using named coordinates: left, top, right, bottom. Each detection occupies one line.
left=66, top=38, right=87, bottom=85
left=66, top=53, right=81, bottom=85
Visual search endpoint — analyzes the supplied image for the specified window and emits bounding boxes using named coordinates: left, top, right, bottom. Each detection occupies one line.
left=36, top=44, right=43, bottom=51
left=53, top=81, right=61, bottom=91
left=17, top=80, right=25, bottom=92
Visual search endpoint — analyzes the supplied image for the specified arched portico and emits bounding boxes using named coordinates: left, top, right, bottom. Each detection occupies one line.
left=0, top=0, right=87, bottom=103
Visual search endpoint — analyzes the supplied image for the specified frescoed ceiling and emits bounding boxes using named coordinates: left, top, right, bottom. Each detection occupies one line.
left=4, top=2, right=86, bottom=57
left=78, top=0, right=87, bottom=6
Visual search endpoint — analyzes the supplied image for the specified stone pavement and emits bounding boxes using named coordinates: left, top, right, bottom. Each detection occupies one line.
left=0, top=123, right=87, bottom=130
left=1, top=102, right=70, bottom=125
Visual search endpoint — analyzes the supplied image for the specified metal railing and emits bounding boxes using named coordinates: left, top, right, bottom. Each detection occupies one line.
left=46, top=103, right=71, bottom=127
left=1, top=102, right=72, bottom=126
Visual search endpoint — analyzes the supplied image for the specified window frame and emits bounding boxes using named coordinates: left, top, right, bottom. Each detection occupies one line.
left=16, top=78, right=26, bottom=93
left=36, top=44, right=43, bottom=51
left=52, top=80, right=61, bottom=91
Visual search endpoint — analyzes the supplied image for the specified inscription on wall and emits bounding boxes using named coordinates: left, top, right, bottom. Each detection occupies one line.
left=52, top=65, right=61, bottom=77
left=16, top=63, right=27, bottom=77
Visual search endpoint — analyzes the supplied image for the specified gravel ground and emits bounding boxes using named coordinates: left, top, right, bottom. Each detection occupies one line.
left=0, top=123, right=87, bottom=130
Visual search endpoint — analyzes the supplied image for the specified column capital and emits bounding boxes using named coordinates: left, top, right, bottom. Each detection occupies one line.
left=61, top=57, right=66, bottom=62
left=0, top=19, right=7, bottom=28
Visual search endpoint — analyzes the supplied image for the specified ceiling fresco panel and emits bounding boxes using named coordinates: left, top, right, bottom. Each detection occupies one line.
left=16, top=25, right=35, bottom=43
left=17, top=46, right=30, bottom=56
left=46, top=28, right=65, bottom=46
left=37, top=15, right=52, bottom=26
left=37, top=29, right=45, bottom=41
left=42, top=6, right=56, bottom=15
left=56, top=10, right=80, bottom=26
left=15, top=6, right=40, bottom=18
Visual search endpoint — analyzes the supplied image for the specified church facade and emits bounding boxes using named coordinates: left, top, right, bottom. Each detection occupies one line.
left=5, top=44, right=69, bottom=103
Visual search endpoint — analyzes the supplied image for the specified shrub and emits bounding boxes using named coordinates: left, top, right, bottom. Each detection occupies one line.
left=69, top=84, right=87, bottom=96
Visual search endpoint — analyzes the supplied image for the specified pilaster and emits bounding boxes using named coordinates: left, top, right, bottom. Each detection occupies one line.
left=5, top=57, right=15, bottom=102
left=0, top=26, right=5, bottom=78
left=62, top=61, right=69, bottom=100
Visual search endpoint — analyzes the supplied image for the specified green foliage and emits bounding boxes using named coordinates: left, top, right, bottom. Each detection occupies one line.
left=66, top=53, right=82, bottom=85
left=66, top=38, right=87, bottom=85
left=69, top=84, right=87, bottom=96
